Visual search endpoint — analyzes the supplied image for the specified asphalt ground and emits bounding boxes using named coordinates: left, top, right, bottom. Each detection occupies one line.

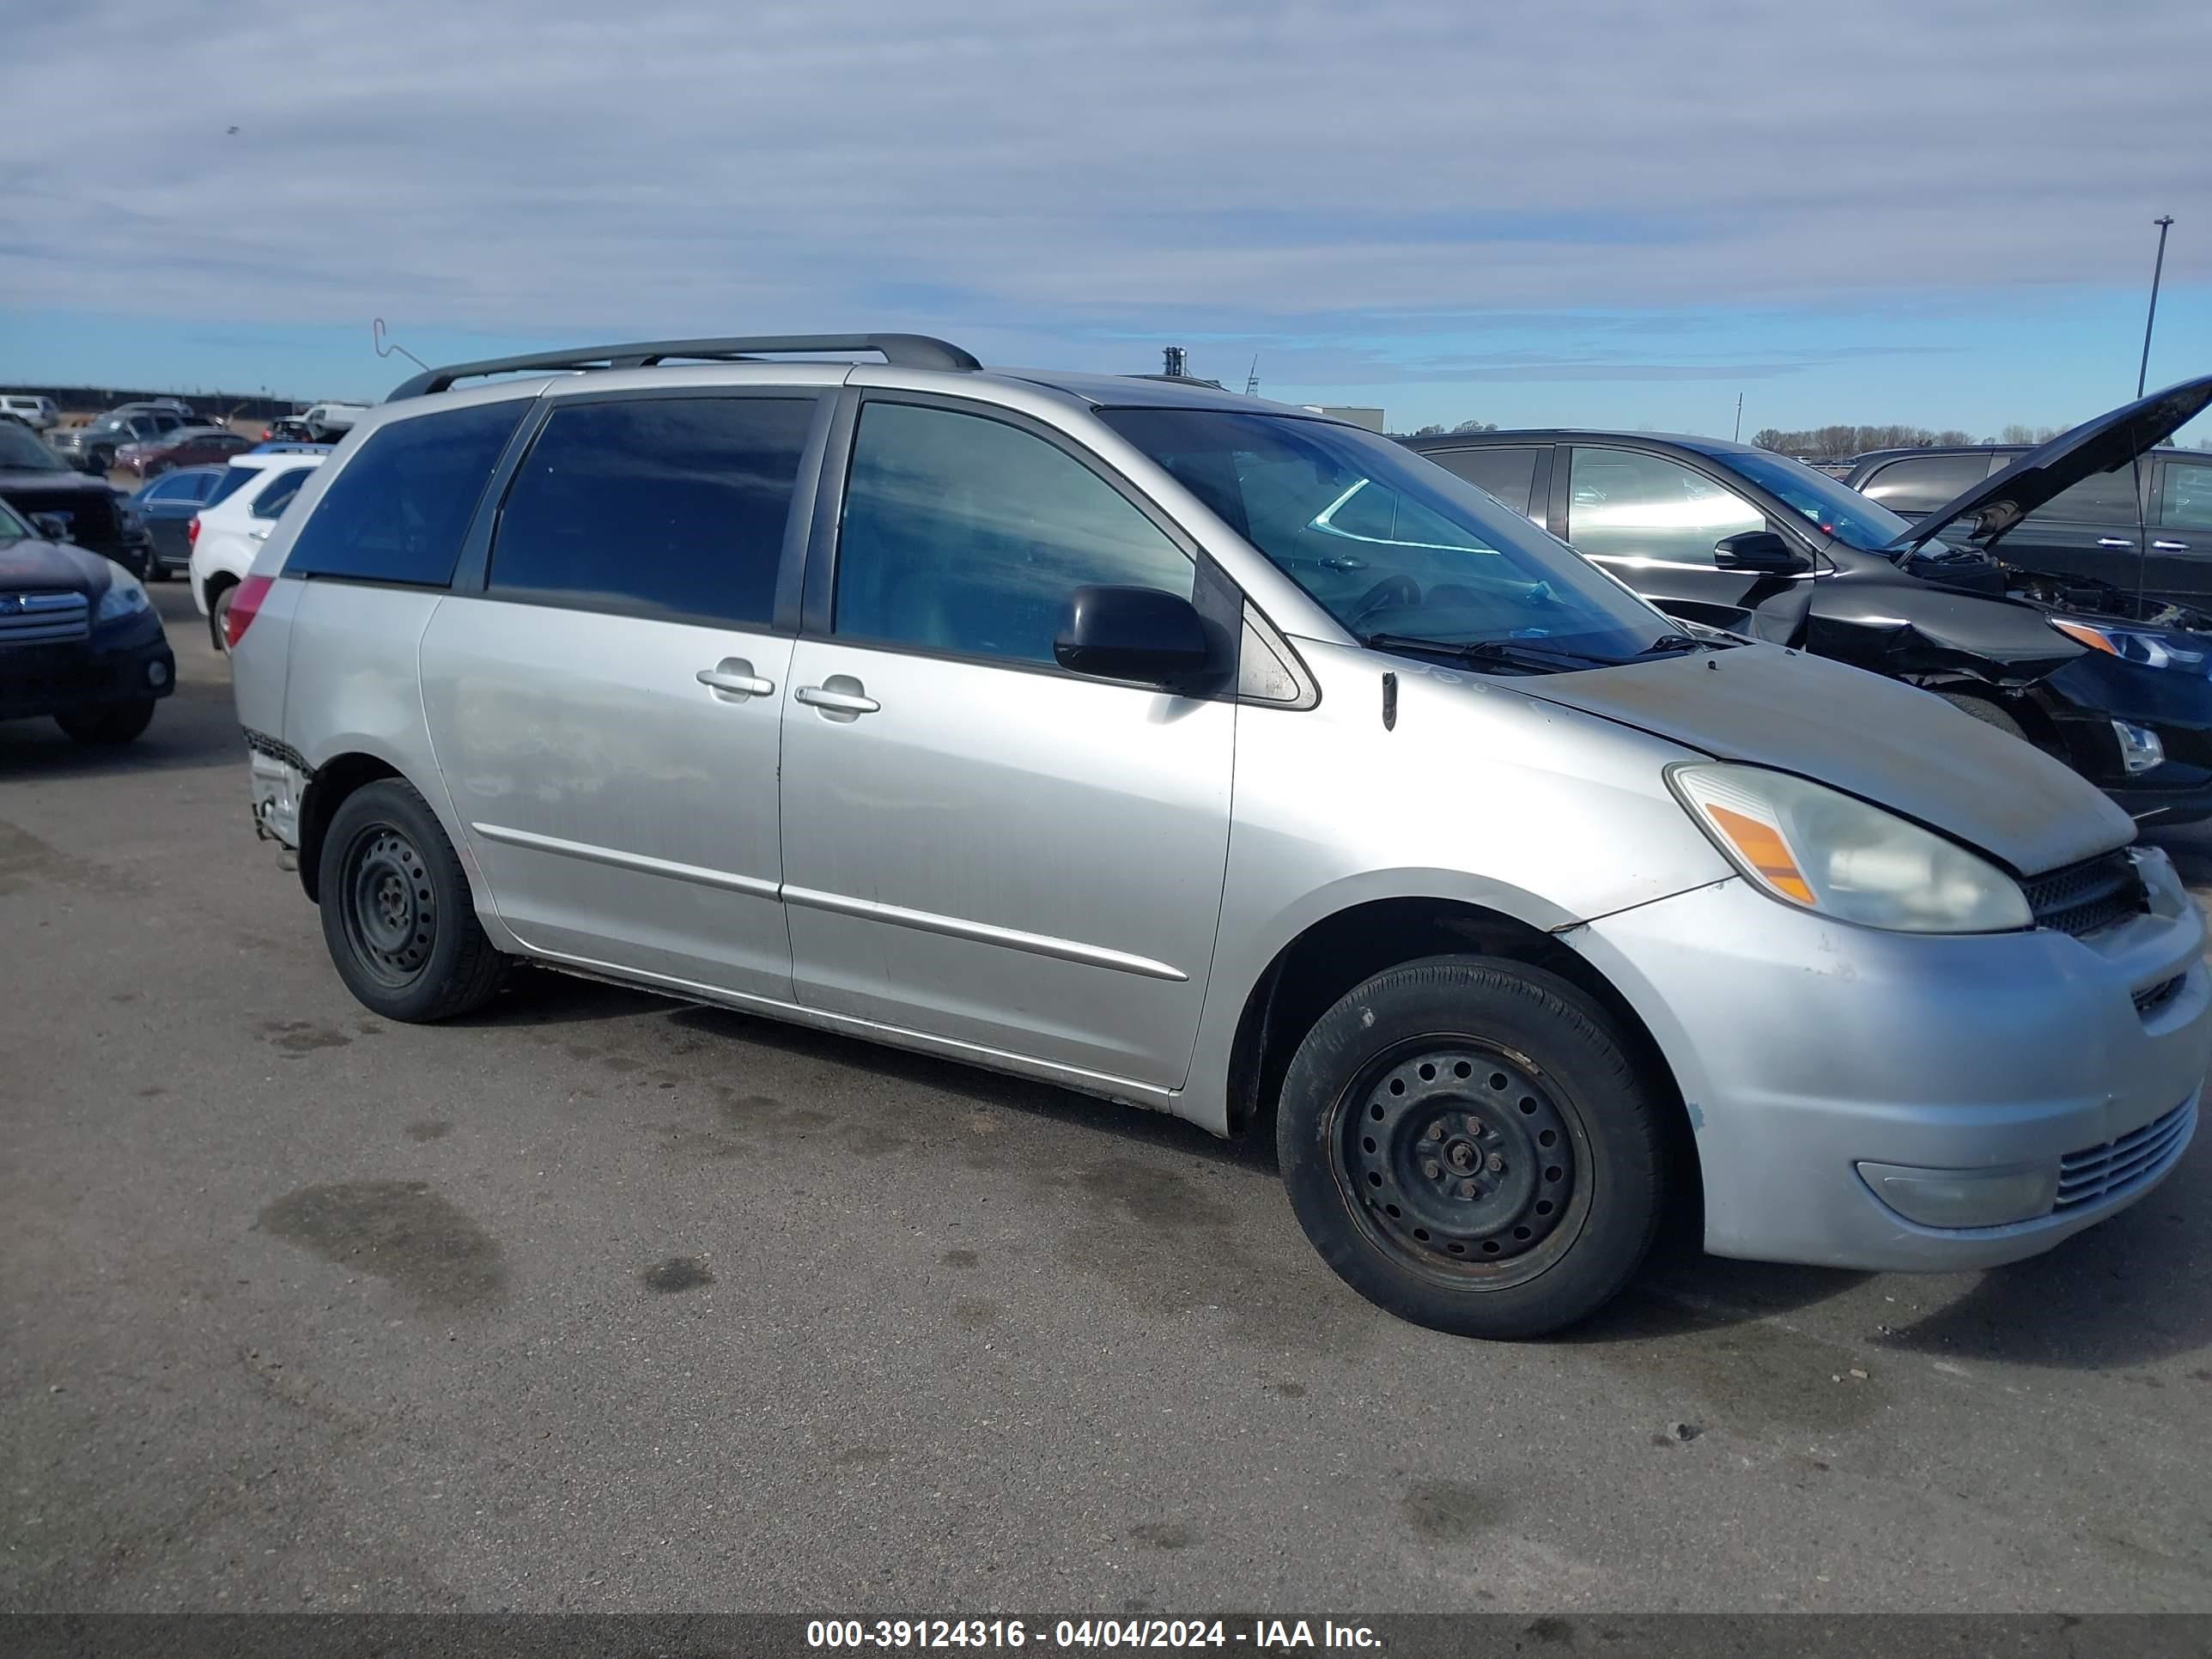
left=3, top=583, right=2210, bottom=1615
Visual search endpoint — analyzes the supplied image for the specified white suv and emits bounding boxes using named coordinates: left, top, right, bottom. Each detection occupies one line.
left=1, top=394, right=59, bottom=431
left=189, top=451, right=327, bottom=649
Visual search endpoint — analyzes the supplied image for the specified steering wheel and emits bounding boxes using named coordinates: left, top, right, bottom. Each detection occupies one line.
left=1346, top=574, right=1421, bottom=626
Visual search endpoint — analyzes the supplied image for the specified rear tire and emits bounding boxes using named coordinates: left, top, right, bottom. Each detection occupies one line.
left=56, top=701, right=155, bottom=744
left=318, top=779, right=507, bottom=1022
left=209, top=582, right=235, bottom=653
left=1277, top=955, right=1665, bottom=1340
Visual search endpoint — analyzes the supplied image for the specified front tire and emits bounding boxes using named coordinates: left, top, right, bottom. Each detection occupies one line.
left=1935, top=690, right=2029, bottom=743
left=319, top=779, right=507, bottom=1022
left=1277, top=955, right=1665, bottom=1340
left=56, top=701, right=155, bottom=744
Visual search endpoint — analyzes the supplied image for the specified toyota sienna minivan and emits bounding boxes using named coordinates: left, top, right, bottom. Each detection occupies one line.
left=227, top=334, right=2209, bottom=1338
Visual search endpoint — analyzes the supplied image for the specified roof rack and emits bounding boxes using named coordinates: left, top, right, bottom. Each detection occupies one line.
left=385, top=334, right=981, bottom=401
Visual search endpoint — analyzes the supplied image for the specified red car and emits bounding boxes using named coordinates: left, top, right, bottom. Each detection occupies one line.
left=112, top=427, right=255, bottom=479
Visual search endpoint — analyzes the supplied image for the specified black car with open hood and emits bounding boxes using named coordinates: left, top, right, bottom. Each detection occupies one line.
left=1401, top=374, right=2212, bottom=824
left=0, top=496, right=175, bottom=744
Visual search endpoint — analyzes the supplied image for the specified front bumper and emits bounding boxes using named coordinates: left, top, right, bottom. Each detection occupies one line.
left=0, top=622, right=177, bottom=721
left=2044, top=653, right=2212, bottom=822
left=1571, top=850, right=2209, bottom=1272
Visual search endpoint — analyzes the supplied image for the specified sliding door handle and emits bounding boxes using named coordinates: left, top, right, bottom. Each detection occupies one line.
left=2152, top=540, right=2190, bottom=553
left=2096, top=538, right=2135, bottom=549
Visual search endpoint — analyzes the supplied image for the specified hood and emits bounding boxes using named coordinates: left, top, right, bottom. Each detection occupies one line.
left=0, top=536, right=114, bottom=597
left=0, top=466, right=112, bottom=494
left=1899, top=372, right=2212, bottom=552
left=1517, top=644, right=2135, bottom=875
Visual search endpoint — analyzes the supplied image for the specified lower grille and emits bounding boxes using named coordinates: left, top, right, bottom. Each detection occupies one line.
left=2022, top=851, right=2148, bottom=939
left=2056, top=1099, right=2197, bottom=1212
left=0, top=591, right=91, bottom=644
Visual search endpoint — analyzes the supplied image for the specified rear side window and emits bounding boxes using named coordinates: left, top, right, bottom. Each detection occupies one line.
left=1424, top=446, right=1542, bottom=516
left=488, top=396, right=816, bottom=626
left=205, top=465, right=262, bottom=508
left=2029, top=465, right=2142, bottom=524
left=284, top=400, right=526, bottom=586
left=1858, top=453, right=1994, bottom=516
left=250, top=466, right=314, bottom=519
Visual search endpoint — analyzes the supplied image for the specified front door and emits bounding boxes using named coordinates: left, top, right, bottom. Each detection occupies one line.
left=778, top=396, right=1235, bottom=1090
left=1561, top=444, right=1810, bottom=640
left=2148, top=453, right=2212, bottom=607
left=420, top=391, right=820, bottom=1000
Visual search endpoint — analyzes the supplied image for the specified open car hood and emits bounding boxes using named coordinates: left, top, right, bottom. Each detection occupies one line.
left=1521, top=644, right=2134, bottom=877
left=1897, top=372, right=2212, bottom=553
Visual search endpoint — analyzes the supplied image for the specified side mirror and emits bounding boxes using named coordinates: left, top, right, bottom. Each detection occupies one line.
left=31, top=513, right=71, bottom=541
left=1054, top=586, right=1213, bottom=689
left=1714, top=530, right=1806, bottom=574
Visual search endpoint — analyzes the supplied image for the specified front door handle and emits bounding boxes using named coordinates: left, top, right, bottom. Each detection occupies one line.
left=2097, top=537, right=2134, bottom=549
left=696, top=659, right=775, bottom=700
left=795, top=680, right=880, bottom=718
left=2152, top=540, right=2190, bottom=553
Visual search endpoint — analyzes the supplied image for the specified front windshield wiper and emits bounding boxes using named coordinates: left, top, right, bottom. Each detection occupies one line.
left=1359, top=632, right=1620, bottom=673
left=1638, top=633, right=1704, bottom=656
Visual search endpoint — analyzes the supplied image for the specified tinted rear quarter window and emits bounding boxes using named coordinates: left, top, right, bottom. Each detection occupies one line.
left=1422, top=446, right=1542, bottom=516
left=488, top=395, right=816, bottom=626
left=1859, top=453, right=1994, bottom=516
left=284, top=400, right=527, bottom=586
left=250, top=467, right=314, bottom=519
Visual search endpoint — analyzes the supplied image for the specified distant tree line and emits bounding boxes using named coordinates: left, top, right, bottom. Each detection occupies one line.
left=1407, top=419, right=1500, bottom=437
left=1749, top=422, right=2065, bottom=459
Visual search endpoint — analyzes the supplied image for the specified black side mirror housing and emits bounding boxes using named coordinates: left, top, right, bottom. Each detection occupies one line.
left=1054, top=586, right=1214, bottom=690
left=1713, top=530, right=1807, bottom=574
left=31, top=513, right=71, bottom=541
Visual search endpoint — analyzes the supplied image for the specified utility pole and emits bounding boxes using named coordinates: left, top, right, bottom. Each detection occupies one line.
left=1733, top=392, right=1743, bottom=442
left=2138, top=216, right=2175, bottom=398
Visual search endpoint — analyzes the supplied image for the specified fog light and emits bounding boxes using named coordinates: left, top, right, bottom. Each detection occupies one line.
left=147, top=659, right=170, bottom=688
left=1857, top=1160, right=2059, bottom=1228
left=2112, top=720, right=2164, bottom=775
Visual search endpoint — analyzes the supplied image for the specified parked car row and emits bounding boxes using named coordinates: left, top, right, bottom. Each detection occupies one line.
left=1405, top=380, right=2212, bottom=827
left=207, top=332, right=2208, bottom=1343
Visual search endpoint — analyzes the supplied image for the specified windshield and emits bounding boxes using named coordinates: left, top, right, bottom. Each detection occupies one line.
left=1724, top=447, right=1955, bottom=556
left=1099, top=409, right=1672, bottom=662
left=0, top=498, right=31, bottom=541
left=0, top=424, right=68, bottom=471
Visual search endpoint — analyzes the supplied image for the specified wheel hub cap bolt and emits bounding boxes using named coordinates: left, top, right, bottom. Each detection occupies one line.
left=1459, top=1180, right=1479, bottom=1200
left=1487, top=1152, right=1505, bottom=1174
left=1423, top=1160, right=1442, bottom=1180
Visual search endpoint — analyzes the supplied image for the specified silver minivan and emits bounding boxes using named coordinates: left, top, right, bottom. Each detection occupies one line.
left=228, top=334, right=2209, bottom=1338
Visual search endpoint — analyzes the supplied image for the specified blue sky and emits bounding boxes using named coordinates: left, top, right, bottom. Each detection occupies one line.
left=4, top=0, right=2208, bottom=441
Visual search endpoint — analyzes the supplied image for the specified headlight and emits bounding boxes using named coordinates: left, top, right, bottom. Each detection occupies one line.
left=95, top=569, right=150, bottom=623
left=1668, top=763, right=2033, bottom=933
left=2050, top=616, right=2207, bottom=672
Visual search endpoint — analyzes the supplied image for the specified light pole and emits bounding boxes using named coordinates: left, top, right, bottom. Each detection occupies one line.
left=2138, top=216, right=2175, bottom=398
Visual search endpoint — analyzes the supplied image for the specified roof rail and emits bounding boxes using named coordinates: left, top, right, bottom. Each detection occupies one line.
left=385, top=334, right=981, bottom=400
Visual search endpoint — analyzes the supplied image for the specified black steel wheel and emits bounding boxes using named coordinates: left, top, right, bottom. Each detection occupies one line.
left=1338, top=1042, right=1587, bottom=1287
left=1278, top=955, right=1667, bottom=1339
left=318, top=778, right=507, bottom=1022
left=337, top=823, right=438, bottom=989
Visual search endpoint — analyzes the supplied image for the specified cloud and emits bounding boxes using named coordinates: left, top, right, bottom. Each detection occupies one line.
left=6, top=0, right=2206, bottom=406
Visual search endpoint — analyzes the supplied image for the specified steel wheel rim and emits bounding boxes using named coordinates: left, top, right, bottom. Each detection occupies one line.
left=339, top=823, right=435, bottom=988
left=1330, top=1037, right=1591, bottom=1289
